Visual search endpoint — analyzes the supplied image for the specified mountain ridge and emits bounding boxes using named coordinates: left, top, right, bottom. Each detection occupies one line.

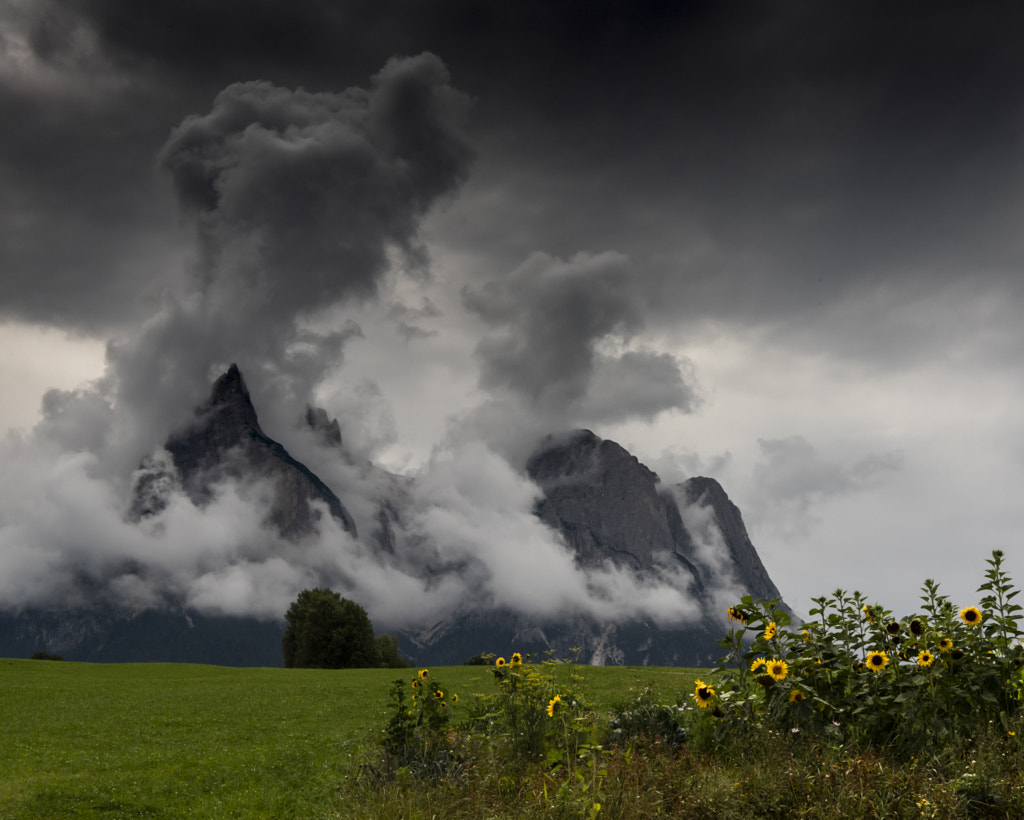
left=0, top=366, right=791, bottom=667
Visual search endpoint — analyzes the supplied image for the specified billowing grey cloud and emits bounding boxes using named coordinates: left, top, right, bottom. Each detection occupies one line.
left=463, top=250, right=697, bottom=428
left=94, top=54, right=473, bottom=469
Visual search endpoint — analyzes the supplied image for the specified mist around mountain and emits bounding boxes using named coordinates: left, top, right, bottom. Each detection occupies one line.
left=0, top=365, right=790, bottom=667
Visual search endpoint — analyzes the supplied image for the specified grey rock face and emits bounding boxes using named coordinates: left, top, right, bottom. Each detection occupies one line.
left=680, top=477, right=783, bottom=605
left=393, top=428, right=792, bottom=667
left=157, top=364, right=357, bottom=539
left=528, top=430, right=681, bottom=571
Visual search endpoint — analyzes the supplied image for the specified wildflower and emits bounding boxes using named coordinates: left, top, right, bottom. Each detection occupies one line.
left=495, top=657, right=506, bottom=668
left=764, top=621, right=777, bottom=640
left=750, top=656, right=768, bottom=674
left=937, top=637, right=953, bottom=653
left=727, top=606, right=747, bottom=624
left=960, top=606, right=983, bottom=626
left=766, top=659, right=788, bottom=681
left=693, top=679, right=716, bottom=708
left=791, top=727, right=800, bottom=733
left=418, top=669, right=429, bottom=679
left=510, top=652, right=523, bottom=666
left=917, top=649, right=935, bottom=668
left=789, top=690, right=805, bottom=703
left=910, top=618, right=924, bottom=636
left=866, top=651, right=889, bottom=672
left=547, top=695, right=561, bottom=717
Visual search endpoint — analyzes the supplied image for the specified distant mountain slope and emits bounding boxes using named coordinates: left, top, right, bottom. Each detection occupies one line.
left=0, top=369, right=790, bottom=667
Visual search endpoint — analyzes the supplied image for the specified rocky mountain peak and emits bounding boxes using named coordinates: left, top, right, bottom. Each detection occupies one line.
left=145, top=364, right=357, bottom=539
left=527, top=429, right=681, bottom=572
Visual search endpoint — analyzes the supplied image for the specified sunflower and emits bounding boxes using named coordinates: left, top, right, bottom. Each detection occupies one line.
left=885, top=621, right=901, bottom=636
left=862, top=605, right=874, bottom=623
left=693, top=679, right=716, bottom=708
left=510, top=652, right=523, bottom=666
left=766, top=659, right=788, bottom=681
left=495, top=657, right=506, bottom=668
left=960, top=606, right=983, bottom=626
left=750, top=656, right=768, bottom=674
left=547, top=695, right=561, bottom=717
left=910, top=618, right=924, bottom=636
left=418, top=668, right=429, bottom=679
left=866, top=651, right=889, bottom=672
left=727, top=606, right=747, bottom=624
left=411, top=679, right=421, bottom=689
left=452, top=692, right=459, bottom=704
left=764, top=622, right=777, bottom=641
left=788, top=690, right=806, bottom=703
left=937, top=637, right=953, bottom=653
left=801, top=630, right=810, bottom=643
left=917, top=649, right=935, bottom=668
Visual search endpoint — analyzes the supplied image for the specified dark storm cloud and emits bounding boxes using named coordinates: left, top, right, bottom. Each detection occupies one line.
left=102, top=53, right=472, bottom=458
left=159, top=54, right=473, bottom=310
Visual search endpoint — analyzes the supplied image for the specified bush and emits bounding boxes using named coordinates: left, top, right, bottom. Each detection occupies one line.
left=30, top=652, right=63, bottom=661
left=708, top=549, right=1024, bottom=755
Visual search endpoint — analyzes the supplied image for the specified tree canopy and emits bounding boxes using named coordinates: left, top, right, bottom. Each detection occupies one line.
left=282, top=588, right=382, bottom=669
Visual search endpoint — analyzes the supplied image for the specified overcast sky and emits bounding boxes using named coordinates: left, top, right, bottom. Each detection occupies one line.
left=3, top=0, right=1024, bottom=624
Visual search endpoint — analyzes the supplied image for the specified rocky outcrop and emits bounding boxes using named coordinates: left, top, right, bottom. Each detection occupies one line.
left=133, top=364, right=357, bottom=539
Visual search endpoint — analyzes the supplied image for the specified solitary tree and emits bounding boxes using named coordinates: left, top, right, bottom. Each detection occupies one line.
left=282, top=588, right=382, bottom=668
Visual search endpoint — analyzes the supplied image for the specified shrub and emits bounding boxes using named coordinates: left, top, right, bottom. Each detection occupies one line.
left=29, top=652, right=63, bottom=661
left=710, top=549, right=1024, bottom=755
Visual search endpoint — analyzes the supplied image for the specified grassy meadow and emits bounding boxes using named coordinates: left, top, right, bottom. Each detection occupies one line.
left=0, top=657, right=699, bottom=819
left=8, top=552, right=1024, bottom=819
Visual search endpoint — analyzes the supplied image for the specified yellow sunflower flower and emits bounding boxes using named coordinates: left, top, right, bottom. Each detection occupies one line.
left=433, top=689, right=444, bottom=700
left=960, top=606, right=983, bottom=626
left=750, top=656, right=768, bottom=674
left=418, top=669, right=429, bottom=679
left=764, top=621, right=777, bottom=641
left=766, top=659, right=788, bottom=681
left=693, top=679, right=716, bottom=708
left=862, top=604, right=874, bottom=623
left=937, top=637, right=953, bottom=653
left=788, top=690, right=805, bottom=703
left=547, top=695, right=561, bottom=717
left=866, top=651, right=889, bottom=672
left=511, top=652, right=523, bottom=666
left=917, top=650, right=935, bottom=668
left=727, top=606, right=747, bottom=624
left=495, top=657, right=506, bottom=668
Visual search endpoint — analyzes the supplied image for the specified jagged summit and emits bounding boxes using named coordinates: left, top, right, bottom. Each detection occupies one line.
left=148, top=364, right=358, bottom=538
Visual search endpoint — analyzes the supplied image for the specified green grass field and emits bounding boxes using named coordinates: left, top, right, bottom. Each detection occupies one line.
left=0, top=659, right=702, bottom=819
